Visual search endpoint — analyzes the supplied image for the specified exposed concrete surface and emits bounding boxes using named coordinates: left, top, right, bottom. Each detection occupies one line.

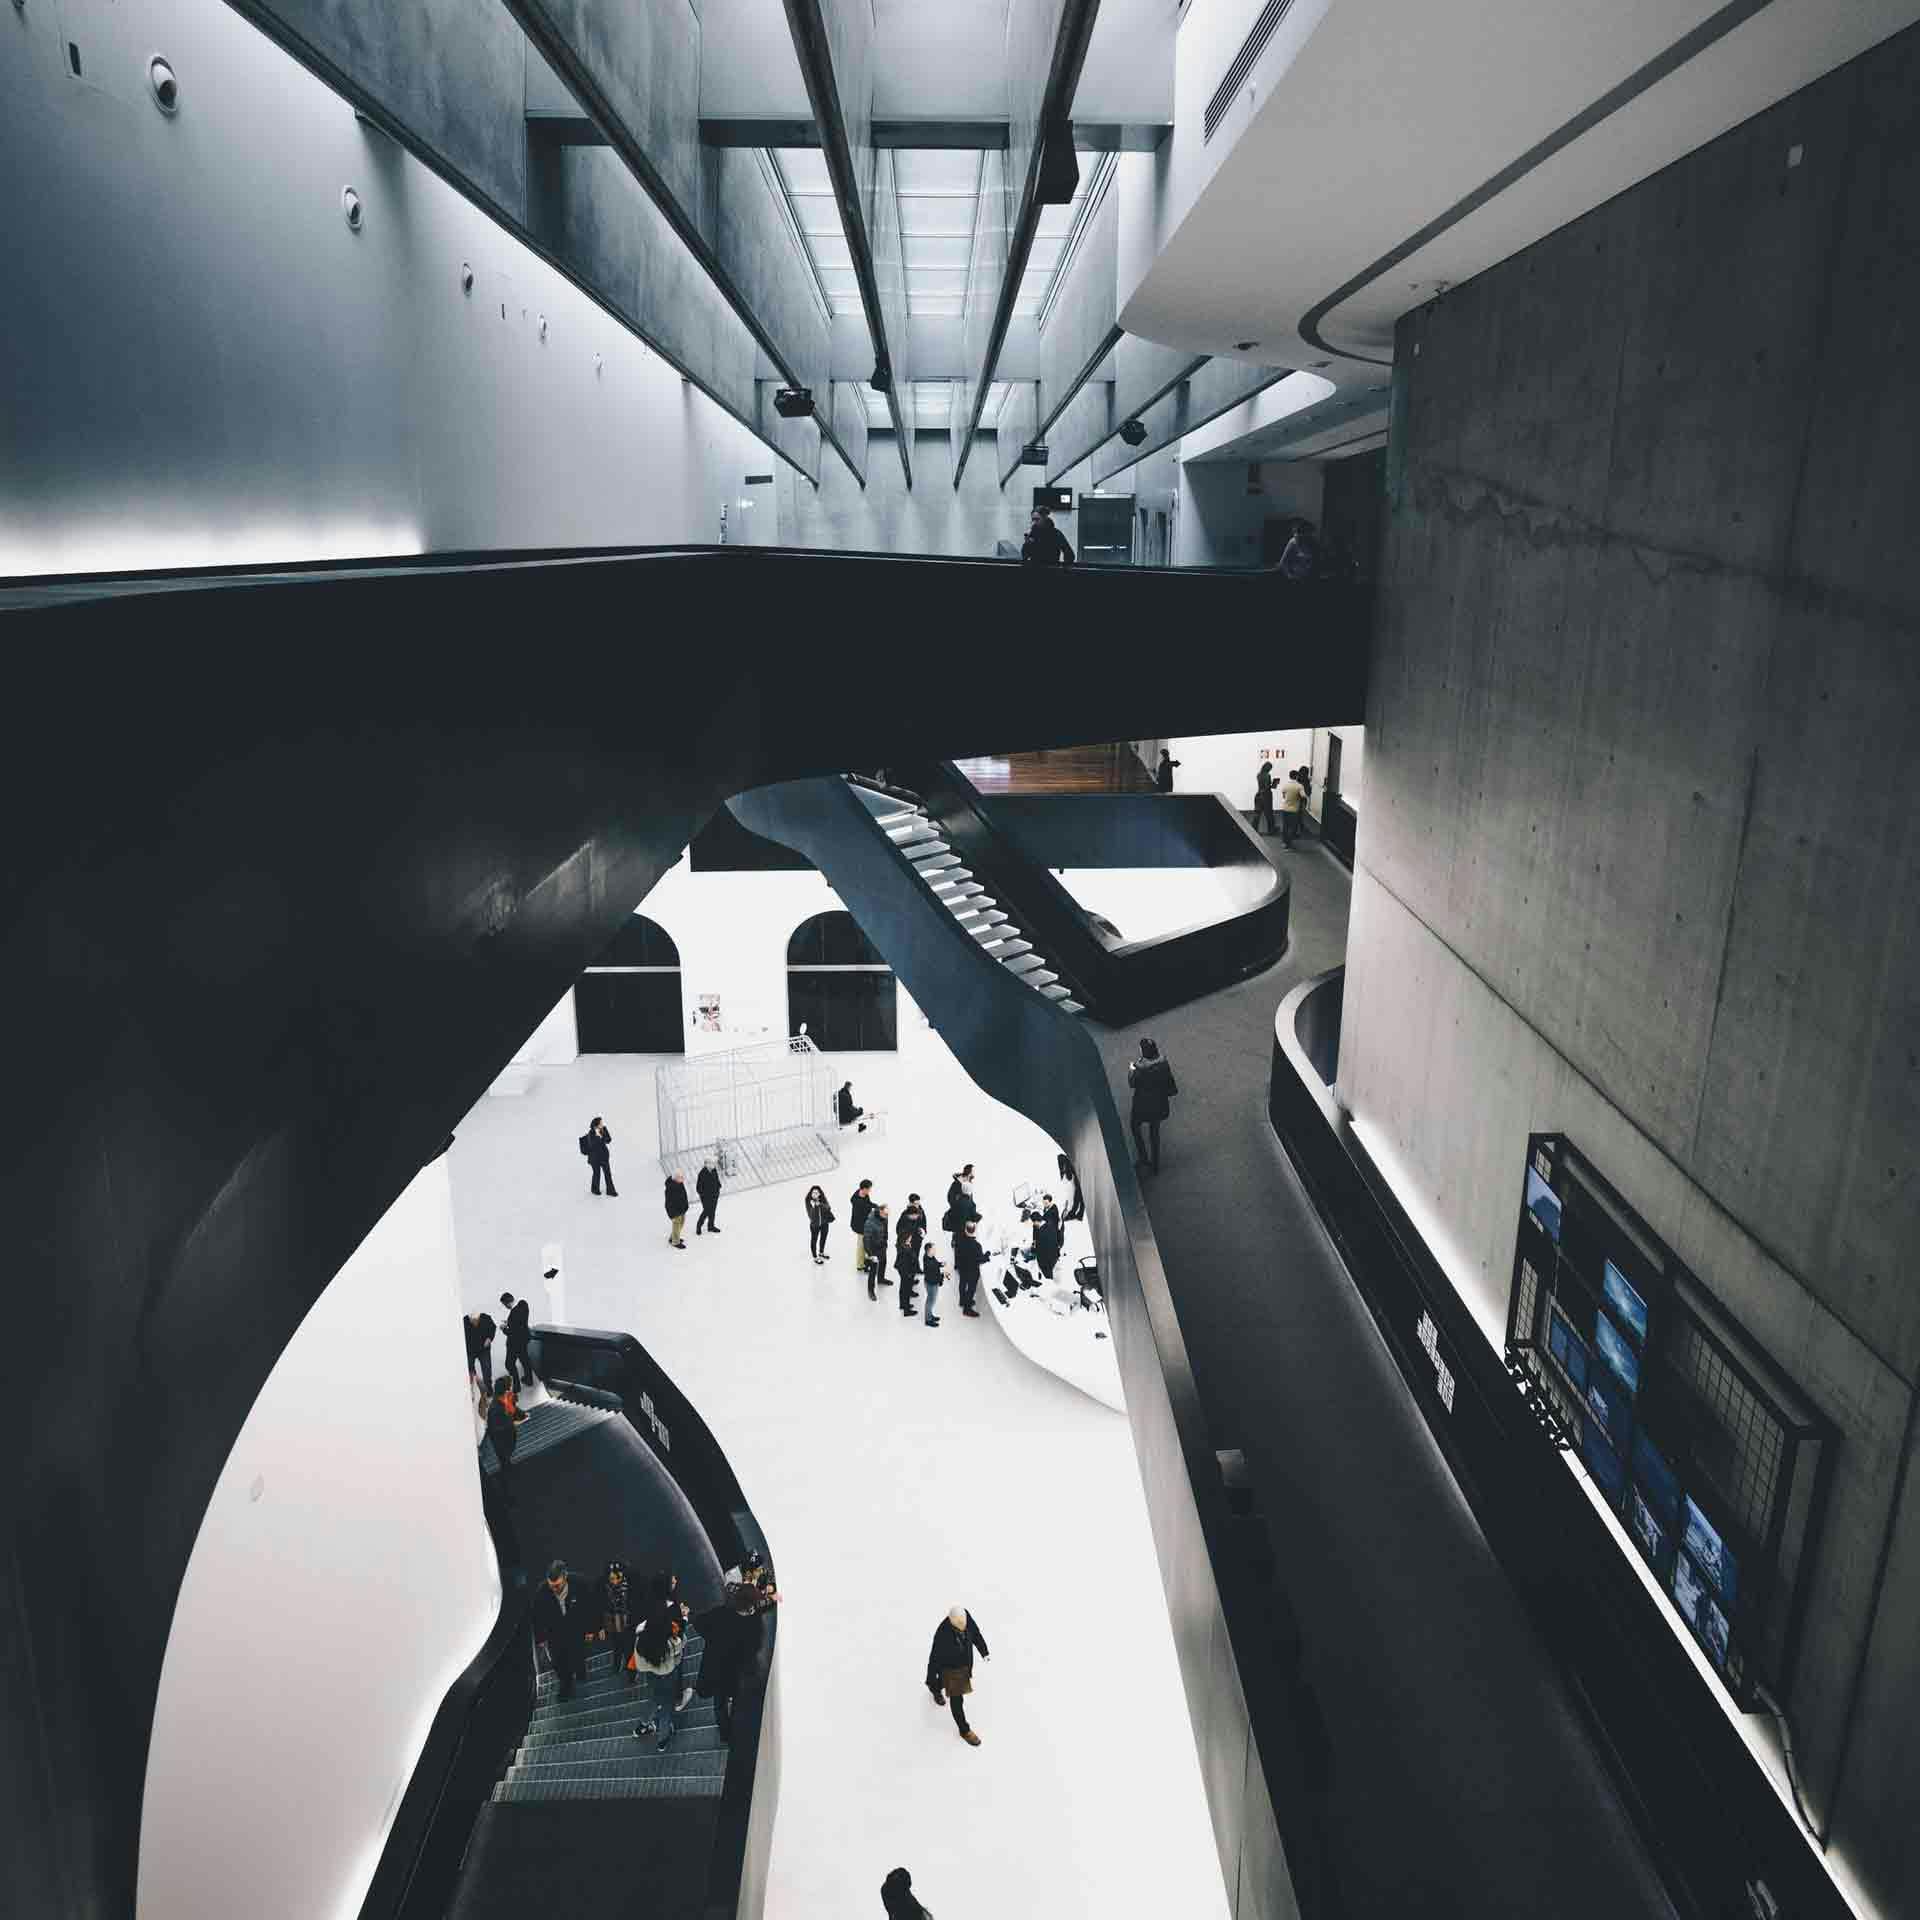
left=1342, top=26, right=1920, bottom=1914
left=779, top=428, right=1024, bottom=556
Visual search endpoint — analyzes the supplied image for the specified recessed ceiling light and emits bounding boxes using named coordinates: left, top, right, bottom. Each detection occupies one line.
left=1234, top=340, right=1258, bottom=351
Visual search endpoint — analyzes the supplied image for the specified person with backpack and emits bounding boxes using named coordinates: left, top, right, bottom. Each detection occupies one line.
left=1127, top=1037, right=1178, bottom=1174
left=579, top=1116, right=617, bottom=1196
left=848, top=1178, right=875, bottom=1275
left=627, top=1607, right=692, bottom=1750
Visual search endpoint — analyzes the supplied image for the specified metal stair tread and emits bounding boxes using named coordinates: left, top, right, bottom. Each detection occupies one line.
left=1001, top=954, right=1046, bottom=975
left=506, top=1752, right=728, bottom=1784
left=987, top=938, right=1033, bottom=957
left=523, top=1703, right=718, bottom=1746
left=494, top=1773, right=724, bottom=1803
left=513, top=1727, right=728, bottom=1766
left=1039, top=983, right=1074, bottom=1000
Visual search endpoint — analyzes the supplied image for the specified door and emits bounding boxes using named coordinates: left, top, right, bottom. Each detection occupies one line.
left=1077, top=494, right=1136, bottom=567
left=577, top=914, right=684, bottom=1053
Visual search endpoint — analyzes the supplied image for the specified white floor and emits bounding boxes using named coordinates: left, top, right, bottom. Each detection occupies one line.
left=446, top=1012, right=1229, bottom=1920
left=1054, top=867, right=1256, bottom=942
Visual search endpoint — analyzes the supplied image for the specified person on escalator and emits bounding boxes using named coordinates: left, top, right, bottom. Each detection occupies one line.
left=1020, top=504, right=1074, bottom=567
left=482, top=1378, right=517, bottom=1491
left=628, top=1607, right=691, bottom=1749
left=531, top=1561, right=593, bottom=1701
left=498, top=1290, right=535, bottom=1390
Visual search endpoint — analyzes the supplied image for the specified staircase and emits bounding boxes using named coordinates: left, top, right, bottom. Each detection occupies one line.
left=478, top=1387, right=619, bottom=1475
left=853, top=783, right=1085, bottom=1016
left=492, top=1627, right=725, bottom=1804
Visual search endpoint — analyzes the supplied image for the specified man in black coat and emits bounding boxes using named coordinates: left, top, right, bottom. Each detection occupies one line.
left=462, top=1311, right=496, bottom=1392
left=498, top=1292, right=535, bottom=1389
left=531, top=1560, right=594, bottom=1700
left=695, top=1160, right=723, bottom=1235
left=693, top=1581, right=771, bottom=1742
left=1033, top=1199, right=1063, bottom=1281
left=580, top=1116, right=617, bottom=1196
left=848, top=1177, right=875, bottom=1276
left=953, top=1221, right=988, bottom=1318
left=663, top=1172, right=689, bottom=1249
left=925, top=1605, right=991, bottom=1745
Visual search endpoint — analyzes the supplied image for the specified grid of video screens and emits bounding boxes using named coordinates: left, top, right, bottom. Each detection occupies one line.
left=1512, top=1144, right=1744, bottom=1681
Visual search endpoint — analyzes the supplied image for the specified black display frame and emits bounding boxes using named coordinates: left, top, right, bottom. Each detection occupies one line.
left=1505, top=1133, right=1833, bottom=1710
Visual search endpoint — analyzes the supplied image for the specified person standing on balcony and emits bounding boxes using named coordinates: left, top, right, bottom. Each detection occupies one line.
left=1154, top=748, right=1180, bottom=793
left=663, top=1170, right=689, bottom=1249
left=1020, top=504, right=1074, bottom=566
left=1280, top=769, right=1307, bottom=849
left=695, top=1158, right=723, bottom=1236
left=580, top=1115, right=617, bottom=1196
left=925, top=1605, right=991, bottom=1746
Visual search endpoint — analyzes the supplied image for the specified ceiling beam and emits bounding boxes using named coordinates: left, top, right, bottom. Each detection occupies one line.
left=952, top=0, right=1106, bottom=487
left=502, top=0, right=865, bottom=485
left=697, top=117, right=1163, bottom=151
left=781, top=0, right=913, bottom=485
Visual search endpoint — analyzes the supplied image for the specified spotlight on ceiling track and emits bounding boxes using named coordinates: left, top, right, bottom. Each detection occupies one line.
left=773, top=386, right=816, bottom=419
left=1118, top=419, right=1147, bottom=448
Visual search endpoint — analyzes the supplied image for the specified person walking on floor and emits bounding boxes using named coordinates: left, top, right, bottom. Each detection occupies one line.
left=1128, top=1036, right=1178, bottom=1174
left=1058, top=1152, right=1086, bottom=1223
left=580, top=1116, right=617, bottom=1196
left=1280, top=769, right=1307, bottom=848
left=1253, top=759, right=1277, bottom=835
left=1033, top=1199, right=1063, bottom=1281
left=921, top=1247, right=946, bottom=1327
left=498, top=1291, right=535, bottom=1390
left=663, top=1171, right=689, bottom=1249
left=1154, top=748, right=1181, bottom=794
left=896, top=1217, right=923, bottom=1315
left=482, top=1376, right=517, bottom=1492
left=532, top=1560, right=594, bottom=1701
left=881, top=1867, right=933, bottom=1919
left=628, top=1607, right=693, bottom=1750
left=695, top=1158, right=723, bottom=1235
left=953, top=1220, right=987, bottom=1318
left=849, top=1178, right=875, bottom=1275
left=926, top=1605, right=991, bottom=1746
left=804, top=1184, right=834, bottom=1265
left=863, top=1201, right=892, bottom=1302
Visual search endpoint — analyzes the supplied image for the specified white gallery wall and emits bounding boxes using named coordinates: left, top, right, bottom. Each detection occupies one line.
left=1163, top=727, right=1316, bottom=807
left=140, top=1158, right=497, bottom=1920
left=0, top=0, right=777, bottom=575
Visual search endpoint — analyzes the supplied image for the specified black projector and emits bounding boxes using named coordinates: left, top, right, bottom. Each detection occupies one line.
left=773, top=386, right=815, bottom=419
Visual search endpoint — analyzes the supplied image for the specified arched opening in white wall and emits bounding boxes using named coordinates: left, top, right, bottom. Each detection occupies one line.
left=576, top=915, right=684, bottom=1052
left=787, top=911, right=897, bottom=1050
left=138, top=1157, right=497, bottom=1920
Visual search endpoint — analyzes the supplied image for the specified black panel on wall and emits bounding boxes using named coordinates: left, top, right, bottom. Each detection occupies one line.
left=575, top=973, right=685, bottom=1052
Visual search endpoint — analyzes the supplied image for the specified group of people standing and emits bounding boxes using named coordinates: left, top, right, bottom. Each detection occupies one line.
left=530, top=1554, right=777, bottom=1751
left=802, top=1166, right=993, bottom=1326
left=464, top=1292, right=540, bottom=1490
left=1252, top=759, right=1312, bottom=846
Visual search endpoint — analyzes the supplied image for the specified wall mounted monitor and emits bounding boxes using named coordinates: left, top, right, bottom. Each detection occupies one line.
left=1626, top=1482, right=1676, bottom=1581
left=1593, top=1309, right=1641, bottom=1396
left=1630, top=1430, right=1680, bottom=1533
left=1582, top=1421, right=1627, bottom=1505
left=1524, top=1167, right=1563, bottom=1242
left=1682, top=1496, right=1739, bottom=1609
left=1585, top=1374, right=1633, bottom=1455
left=1548, top=1303, right=1588, bottom=1391
left=1673, top=1548, right=1710, bottom=1633
left=1602, top=1260, right=1649, bottom=1343
left=1698, top=1591, right=1732, bottom=1669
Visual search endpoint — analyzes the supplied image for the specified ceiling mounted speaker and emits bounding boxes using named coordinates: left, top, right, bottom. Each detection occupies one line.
left=773, top=386, right=816, bottom=419
left=1119, top=419, right=1147, bottom=447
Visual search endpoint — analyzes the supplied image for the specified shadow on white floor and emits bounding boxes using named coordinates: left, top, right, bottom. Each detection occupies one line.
left=446, top=1009, right=1229, bottom=1920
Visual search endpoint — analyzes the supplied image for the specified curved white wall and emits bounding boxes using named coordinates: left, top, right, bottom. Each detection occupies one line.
left=139, top=1158, right=498, bottom=1920
left=0, top=0, right=775, bottom=576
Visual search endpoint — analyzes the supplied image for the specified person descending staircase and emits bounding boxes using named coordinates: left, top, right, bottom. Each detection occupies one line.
left=852, top=782, right=1086, bottom=1016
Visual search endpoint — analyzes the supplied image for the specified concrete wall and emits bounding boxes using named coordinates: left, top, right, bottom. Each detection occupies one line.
left=1175, top=462, right=1323, bottom=567
left=780, top=430, right=1027, bottom=557
left=0, top=0, right=775, bottom=574
left=1340, top=30, right=1920, bottom=1918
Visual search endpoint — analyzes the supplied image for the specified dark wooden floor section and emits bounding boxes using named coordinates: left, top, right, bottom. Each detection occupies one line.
left=953, top=743, right=1156, bottom=794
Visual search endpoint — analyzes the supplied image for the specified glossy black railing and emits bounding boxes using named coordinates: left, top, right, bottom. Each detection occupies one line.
left=1267, top=969, right=1849, bottom=1920
left=530, top=1327, right=777, bottom=1920
left=899, top=762, right=1292, bottom=1023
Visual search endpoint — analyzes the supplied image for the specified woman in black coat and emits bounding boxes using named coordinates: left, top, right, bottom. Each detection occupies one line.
left=1126, top=1037, right=1177, bottom=1174
left=880, top=1867, right=931, bottom=1919
left=894, top=1220, right=922, bottom=1314
left=804, top=1185, right=833, bottom=1264
left=925, top=1605, right=991, bottom=1744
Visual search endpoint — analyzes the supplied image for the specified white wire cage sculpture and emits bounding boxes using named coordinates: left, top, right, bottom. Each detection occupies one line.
left=654, top=1034, right=841, bottom=1192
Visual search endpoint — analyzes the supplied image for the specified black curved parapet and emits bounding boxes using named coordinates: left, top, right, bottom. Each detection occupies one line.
left=899, top=763, right=1292, bottom=1022
left=0, top=545, right=1365, bottom=1920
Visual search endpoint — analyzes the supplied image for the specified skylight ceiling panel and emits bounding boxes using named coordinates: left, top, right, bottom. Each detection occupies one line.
left=892, top=149, right=982, bottom=195
left=809, top=234, right=856, bottom=272
left=903, top=235, right=972, bottom=269
left=897, top=196, right=978, bottom=239
left=776, top=148, right=835, bottom=194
